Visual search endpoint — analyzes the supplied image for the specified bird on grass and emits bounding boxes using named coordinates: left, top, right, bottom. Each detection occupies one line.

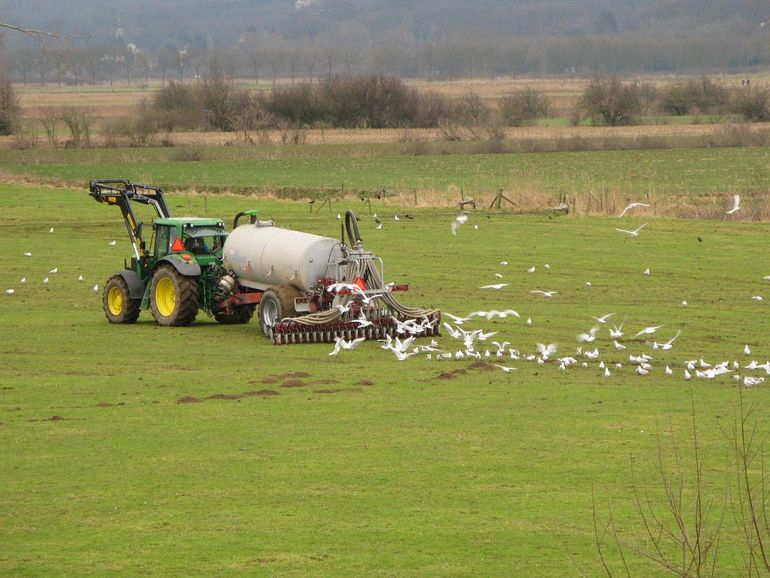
left=653, top=330, right=681, bottom=350
left=615, top=223, right=648, bottom=237
left=5, top=288, right=15, bottom=295
left=609, top=317, right=627, bottom=338
left=108, top=240, right=117, bottom=246
left=577, top=326, right=600, bottom=343
left=480, top=283, right=508, bottom=290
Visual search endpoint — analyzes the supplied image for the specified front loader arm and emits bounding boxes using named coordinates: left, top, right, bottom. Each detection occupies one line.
left=89, top=179, right=170, bottom=260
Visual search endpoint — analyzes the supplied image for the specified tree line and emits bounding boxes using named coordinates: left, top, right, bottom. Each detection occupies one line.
left=5, top=29, right=770, bottom=89
left=2, top=73, right=767, bottom=142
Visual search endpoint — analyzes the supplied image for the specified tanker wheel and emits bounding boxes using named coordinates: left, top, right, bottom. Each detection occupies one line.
left=103, top=275, right=141, bottom=324
left=150, top=264, right=199, bottom=326
left=259, top=285, right=300, bottom=338
left=214, top=304, right=255, bottom=325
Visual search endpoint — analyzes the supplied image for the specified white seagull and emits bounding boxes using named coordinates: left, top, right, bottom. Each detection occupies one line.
left=615, top=223, right=648, bottom=237
left=5, top=288, right=15, bottom=295
left=634, top=324, right=663, bottom=338
left=492, top=364, right=517, bottom=373
left=530, top=290, right=557, bottom=297
left=451, top=213, right=468, bottom=235
left=618, top=202, right=650, bottom=217
left=480, top=283, right=509, bottom=290
left=726, top=193, right=741, bottom=215
left=577, top=326, right=600, bottom=343
left=590, top=312, right=615, bottom=324
left=329, top=336, right=366, bottom=356
left=108, top=240, right=117, bottom=246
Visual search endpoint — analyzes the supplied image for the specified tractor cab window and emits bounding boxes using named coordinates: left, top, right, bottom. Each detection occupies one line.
left=184, top=228, right=227, bottom=256
left=155, top=225, right=172, bottom=256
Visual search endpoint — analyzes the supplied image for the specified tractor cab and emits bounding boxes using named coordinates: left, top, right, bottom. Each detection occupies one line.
left=152, top=217, right=228, bottom=266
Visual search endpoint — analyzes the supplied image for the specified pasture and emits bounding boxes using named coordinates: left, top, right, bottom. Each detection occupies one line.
left=2, top=177, right=770, bottom=575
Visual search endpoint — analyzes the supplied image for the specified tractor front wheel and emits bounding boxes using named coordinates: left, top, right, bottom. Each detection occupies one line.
left=259, top=285, right=300, bottom=338
left=103, top=275, right=141, bottom=324
left=150, top=265, right=199, bottom=326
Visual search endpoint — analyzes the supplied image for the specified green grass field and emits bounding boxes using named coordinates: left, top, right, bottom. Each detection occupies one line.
left=2, top=181, right=770, bottom=575
left=0, top=145, right=769, bottom=202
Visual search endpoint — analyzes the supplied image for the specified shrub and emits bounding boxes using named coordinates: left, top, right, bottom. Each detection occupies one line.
left=732, top=89, right=770, bottom=122
left=579, top=75, right=641, bottom=126
left=500, top=88, right=550, bottom=126
left=0, top=79, right=20, bottom=135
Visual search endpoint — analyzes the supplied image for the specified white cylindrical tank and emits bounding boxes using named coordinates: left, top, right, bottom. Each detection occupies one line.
left=223, top=221, right=344, bottom=291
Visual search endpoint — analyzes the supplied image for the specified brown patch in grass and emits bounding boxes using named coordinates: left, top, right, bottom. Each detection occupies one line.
left=281, top=372, right=311, bottom=379
left=355, top=379, right=375, bottom=386
left=468, top=361, right=497, bottom=371
left=312, top=378, right=340, bottom=385
left=261, top=376, right=279, bottom=384
left=241, top=389, right=280, bottom=397
left=176, top=396, right=202, bottom=404
left=96, top=402, right=114, bottom=407
left=435, top=369, right=467, bottom=380
left=314, top=387, right=364, bottom=394
left=206, top=393, right=243, bottom=400
left=281, top=379, right=307, bottom=388
left=46, top=415, right=65, bottom=421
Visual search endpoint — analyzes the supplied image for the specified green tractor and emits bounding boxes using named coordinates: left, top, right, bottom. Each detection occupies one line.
left=90, top=179, right=258, bottom=326
left=91, top=179, right=441, bottom=342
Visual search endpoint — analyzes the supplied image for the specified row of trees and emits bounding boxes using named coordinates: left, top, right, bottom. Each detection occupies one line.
left=141, top=74, right=770, bottom=136
left=7, top=29, right=770, bottom=88
left=1, top=73, right=767, bottom=139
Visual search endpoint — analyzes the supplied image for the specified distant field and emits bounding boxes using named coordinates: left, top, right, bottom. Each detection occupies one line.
left=2, top=183, right=770, bottom=575
left=15, top=71, right=770, bottom=121
left=0, top=145, right=768, bottom=219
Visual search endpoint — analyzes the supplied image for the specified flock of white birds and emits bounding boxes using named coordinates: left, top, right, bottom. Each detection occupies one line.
left=6, top=196, right=766, bottom=387
left=329, top=194, right=770, bottom=387
left=4, top=228, right=115, bottom=296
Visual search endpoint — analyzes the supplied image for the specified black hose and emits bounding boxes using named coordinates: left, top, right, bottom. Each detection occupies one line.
left=345, top=210, right=363, bottom=248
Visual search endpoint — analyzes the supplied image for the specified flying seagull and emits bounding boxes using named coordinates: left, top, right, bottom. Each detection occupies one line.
left=530, top=289, right=557, bottom=297
left=726, top=193, right=741, bottom=215
left=634, top=324, right=663, bottom=338
left=618, top=202, right=650, bottom=217
left=451, top=213, right=468, bottom=235
left=615, top=223, right=648, bottom=237
left=590, top=312, right=615, bottom=324
left=480, top=283, right=509, bottom=290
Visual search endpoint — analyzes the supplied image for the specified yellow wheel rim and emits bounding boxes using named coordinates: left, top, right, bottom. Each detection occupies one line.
left=107, top=286, right=124, bottom=316
left=155, top=277, right=176, bottom=317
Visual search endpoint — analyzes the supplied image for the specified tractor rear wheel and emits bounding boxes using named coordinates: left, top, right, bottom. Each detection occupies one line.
left=259, top=285, right=300, bottom=338
left=103, top=275, right=141, bottom=324
left=214, top=305, right=255, bottom=325
left=150, top=264, right=199, bottom=326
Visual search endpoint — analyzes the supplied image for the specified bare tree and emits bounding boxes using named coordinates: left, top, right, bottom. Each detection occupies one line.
left=579, top=75, right=642, bottom=126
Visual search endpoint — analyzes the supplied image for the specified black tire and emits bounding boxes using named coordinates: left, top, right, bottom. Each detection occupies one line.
left=259, top=285, right=300, bottom=338
left=150, top=264, right=199, bottom=326
left=103, top=275, right=141, bottom=324
left=214, top=305, right=255, bottom=325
